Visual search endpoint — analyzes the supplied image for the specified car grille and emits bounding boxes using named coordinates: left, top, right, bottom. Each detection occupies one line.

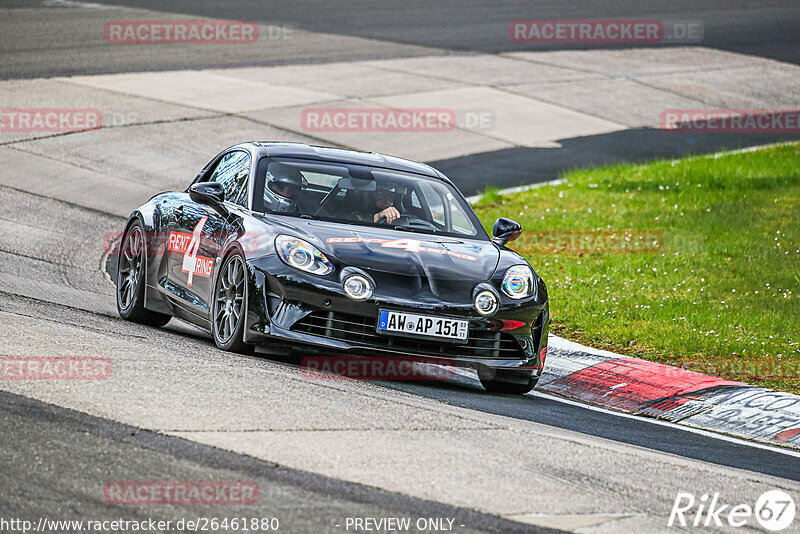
left=292, top=310, right=526, bottom=360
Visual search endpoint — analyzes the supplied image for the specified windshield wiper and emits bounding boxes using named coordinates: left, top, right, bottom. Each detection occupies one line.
left=391, top=225, right=438, bottom=235
left=302, top=214, right=364, bottom=226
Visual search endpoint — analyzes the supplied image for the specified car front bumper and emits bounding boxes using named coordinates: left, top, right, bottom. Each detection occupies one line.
left=243, top=255, right=549, bottom=373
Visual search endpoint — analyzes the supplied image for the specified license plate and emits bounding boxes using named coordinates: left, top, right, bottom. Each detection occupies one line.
left=377, top=310, right=469, bottom=343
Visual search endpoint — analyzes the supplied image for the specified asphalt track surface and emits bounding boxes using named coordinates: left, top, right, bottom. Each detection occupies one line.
left=383, top=381, right=800, bottom=481
left=2, top=0, right=800, bottom=80
left=2, top=2, right=800, bottom=533
left=90, top=0, right=800, bottom=63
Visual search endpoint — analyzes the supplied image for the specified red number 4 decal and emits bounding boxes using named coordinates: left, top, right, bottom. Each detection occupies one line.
left=181, top=217, right=207, bottom=286
left=381, top=239, right=421, bottom=252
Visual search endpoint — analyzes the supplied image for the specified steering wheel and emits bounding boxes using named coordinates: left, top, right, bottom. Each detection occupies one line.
left=376, top=214, right=437, bottom=230
left=402, top=216, right=438, bottom=230
left=376, top=214, right=407, bottom=225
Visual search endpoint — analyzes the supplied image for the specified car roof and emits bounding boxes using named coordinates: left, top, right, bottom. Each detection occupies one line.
left=251, top=142, right=447, bottom=180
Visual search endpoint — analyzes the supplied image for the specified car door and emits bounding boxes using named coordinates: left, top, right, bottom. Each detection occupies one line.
left=166, top=150, right=251, bottom=319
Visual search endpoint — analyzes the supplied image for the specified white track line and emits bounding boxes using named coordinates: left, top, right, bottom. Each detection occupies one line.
left=465, top=178, right=565, bottom=205
left=451, top=366, right=799, bottom=456
left=532, top=390, right=800, bottom=458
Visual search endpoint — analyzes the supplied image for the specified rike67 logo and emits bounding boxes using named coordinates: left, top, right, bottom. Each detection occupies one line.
left=669, top=490, right=795, bottom=531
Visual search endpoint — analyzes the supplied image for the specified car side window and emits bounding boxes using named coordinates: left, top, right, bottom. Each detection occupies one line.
left=207, top=151, right=251, bottom=207
left=418, top=182, right=445, bottom=226
left=410, top=190, right=422, bottom=209
left=446, top=192, right=476, bottom=235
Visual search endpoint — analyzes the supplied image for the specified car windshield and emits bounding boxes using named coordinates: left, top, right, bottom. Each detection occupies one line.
left=255, top=157, right=487, bottom=239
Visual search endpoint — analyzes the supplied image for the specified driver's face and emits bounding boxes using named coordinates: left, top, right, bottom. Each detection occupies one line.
left=272, top=183, right=297, bottom=198
left=375, top=190, right=393, bottom=210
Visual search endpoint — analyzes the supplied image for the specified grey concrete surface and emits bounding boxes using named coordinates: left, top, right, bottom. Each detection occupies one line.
left=507, top=79, right=705, bottom=128
left=248, top=99, right=513, bottom=163
left=0, top=390, right=547, bottom=534
left=4, top=46, right=799, bottom=196
left=0, top=78, right=216, bottom=145
left=0, top=147, right=155, bottom=217
left=8, top=117, right=319, bottom=192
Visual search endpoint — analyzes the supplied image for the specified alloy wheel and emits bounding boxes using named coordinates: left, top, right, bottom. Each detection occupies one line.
left=215, top=255, right=245, bottom=343
left=117, top=226, right=144, bottom=311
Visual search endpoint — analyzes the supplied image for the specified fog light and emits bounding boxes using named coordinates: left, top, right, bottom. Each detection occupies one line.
left=474, top=290, right=498, bottom=316
left=344, top=274, right=373, bottom=301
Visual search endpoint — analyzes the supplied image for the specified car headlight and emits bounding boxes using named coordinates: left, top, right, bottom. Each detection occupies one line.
left=501, top=265, right=535, bottom=299
left=275, top=235, right=334, bottom=276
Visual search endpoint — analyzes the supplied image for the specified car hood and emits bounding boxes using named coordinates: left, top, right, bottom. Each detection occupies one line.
left=258, top=216, right=500, bottom=284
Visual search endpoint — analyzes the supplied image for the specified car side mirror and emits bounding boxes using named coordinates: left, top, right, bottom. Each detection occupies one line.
left=190, top=182, right=225, bottom=205
left=492, top=217, right=522, bottom=246
left=189, top=182, right=228, bottom=216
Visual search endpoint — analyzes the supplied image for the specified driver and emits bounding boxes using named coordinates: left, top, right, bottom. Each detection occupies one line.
left=372, top=187, right=401, bottom=224
left=263, top=162, right=305, bottom=214
left=347, top=187, right=401, bottom=224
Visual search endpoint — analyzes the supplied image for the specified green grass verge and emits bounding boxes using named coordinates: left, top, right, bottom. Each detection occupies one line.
left=473, top=143, right=800, bottom=393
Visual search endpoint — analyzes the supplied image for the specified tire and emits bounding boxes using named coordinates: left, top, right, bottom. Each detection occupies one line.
left=116, top=221, right=171, bottom=327
left=478, top=367, right=537, bottom=394
left=212, top=252, right=252, bottom=354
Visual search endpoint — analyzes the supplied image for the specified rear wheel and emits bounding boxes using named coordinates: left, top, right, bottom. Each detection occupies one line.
left=212, top=252, right=252, bottom=354
left=478, top=367, right=537, bottom=394
left=116, top=221, right=171, bottom=327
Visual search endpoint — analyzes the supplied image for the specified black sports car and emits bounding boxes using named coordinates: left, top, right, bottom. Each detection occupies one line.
left=116, top=142, right=549, bottom=394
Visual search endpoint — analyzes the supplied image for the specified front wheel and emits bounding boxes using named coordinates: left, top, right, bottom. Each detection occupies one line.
left=116, top=221, right=171, bottom=327
left=478, top=367, right=537, bottom=394
left=212, top=252, right=252, bottom=354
